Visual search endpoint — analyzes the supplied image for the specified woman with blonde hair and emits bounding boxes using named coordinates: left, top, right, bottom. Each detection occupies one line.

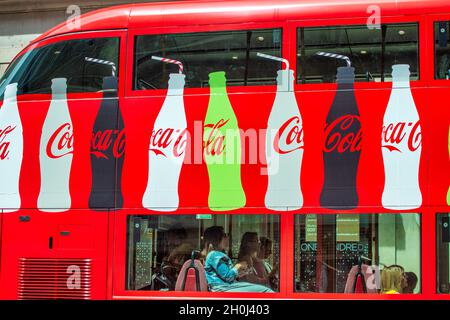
left=381, top=265, right=405, bottom=294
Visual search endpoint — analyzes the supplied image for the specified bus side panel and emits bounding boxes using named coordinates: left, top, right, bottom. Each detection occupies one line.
left=426, top=87, right=450, bottom=208
left=121, top=90, right=281, bottom=210
left=0, top=92, right=111, bottom=299
left=121, top=84, right=433, bottom=210
left=0, top=210, right=109, bottom=300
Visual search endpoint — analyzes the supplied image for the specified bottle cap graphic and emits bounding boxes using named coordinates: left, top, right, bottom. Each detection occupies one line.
left=336, top=66, right=356, bottom=84
left=392, top=64, right=411, bottom=81
left=276, top=69, right=294, bottom=91
left=102, top=76, right=118, bottom=91
left=168, top=73, right=186, bottom=90
left=51, top=78, right=67, bottom=98
left=4, top=83, right=18, bottom=101
left=209, top=71, right=227, bottom=88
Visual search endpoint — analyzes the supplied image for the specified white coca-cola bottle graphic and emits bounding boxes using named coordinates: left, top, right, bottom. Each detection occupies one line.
left=0, top=83, right=23, bottom=212
left=142, top=73, right=187, bottom=211
left=382, top=64, right=422, bottom=210
left=265, top=69, right=303, bottom=210
left=38, top=78, right=74, bottom=212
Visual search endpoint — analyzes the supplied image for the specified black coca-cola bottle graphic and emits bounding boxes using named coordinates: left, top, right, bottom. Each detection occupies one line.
left=320, top=67, right=362, bottom=209
left=89, top=76, right=125, bottom=209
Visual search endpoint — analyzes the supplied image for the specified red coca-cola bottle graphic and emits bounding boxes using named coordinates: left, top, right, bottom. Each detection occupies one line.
left=89, top=77, right=125, bottom=209
left=320, top=66, right=362, bottom=209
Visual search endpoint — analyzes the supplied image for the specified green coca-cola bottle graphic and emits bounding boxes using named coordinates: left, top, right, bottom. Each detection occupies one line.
left=204, top=71, right=246, bottom=211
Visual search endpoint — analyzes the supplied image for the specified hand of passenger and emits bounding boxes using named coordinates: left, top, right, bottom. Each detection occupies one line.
left=235, top=261, right=248, bottom=272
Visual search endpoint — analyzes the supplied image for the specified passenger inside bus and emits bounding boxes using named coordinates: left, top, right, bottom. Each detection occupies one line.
left=237, top=232, right=271, bottom=287
left=381, top=265, right=406, bottom=294
left=403, top=271, right=418, bottom=294
left=127, top=215, right=280, bottom=292
left=203, top=226, right=274, bottom=293
left=150, top=225, right=193, bottom=291
left=257, top=237, right=279, bottom=291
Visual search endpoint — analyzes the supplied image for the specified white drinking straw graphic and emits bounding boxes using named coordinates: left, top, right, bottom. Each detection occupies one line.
left=315, top=51, right=352, bottom=67
left=257, top=52, right=289, bottom=70
left=152, top=56, right=184, bottom=74
left=85, top=57, right=117, bottom=76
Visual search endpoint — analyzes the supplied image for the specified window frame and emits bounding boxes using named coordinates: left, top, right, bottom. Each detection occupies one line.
left=113, top=209, right=288, bottom=299
left=436, top=213, right=450, bottom=294
left=292, top=212, right=423, bottom=296
left=288, top=15, right=428, bottom=92
left=126, top=21, right=290, bottom=98
left=1, top=30, right=127, bottom=101
left=428, top=13, right=450, bottom=87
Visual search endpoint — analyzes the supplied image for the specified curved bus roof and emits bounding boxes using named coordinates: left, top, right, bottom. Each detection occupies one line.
left=34, top=0, right=449, bottom=43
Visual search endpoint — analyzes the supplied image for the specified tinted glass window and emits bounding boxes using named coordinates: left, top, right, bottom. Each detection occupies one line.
left=435, top=21, right=450, bottom=79
left=437, top=213, right=450, bottom=293
left=126, top=214, right=280, bottom=293
left=297, top=24, right=419, bottom=83
left=134, top=29, right=282, bottom=90
left=295, top=213, right=421, bottom=294
left=0, top=37, right=119, bottom=97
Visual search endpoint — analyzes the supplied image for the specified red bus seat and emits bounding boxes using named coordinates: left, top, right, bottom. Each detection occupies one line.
left=344, top=263, right=378, bottom=293
left=175, top=252, right=208, bottom=292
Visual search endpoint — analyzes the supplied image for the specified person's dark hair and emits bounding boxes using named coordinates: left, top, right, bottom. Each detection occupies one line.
left=404, top=271, right=418, bottom=293
left=203, top=226, right=226, bottom=252
left=238, top=232, right=259, bottom=261
left=259, top=237, right=272, bottom=250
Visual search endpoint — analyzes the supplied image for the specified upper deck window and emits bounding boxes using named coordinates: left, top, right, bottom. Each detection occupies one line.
left=435, top=21, right=450, bottom=80
left=0, top=37, right=120, bottom=98
left=297, top=23, right=419, bottom=84
left=133, top=28, right=282, bottom=90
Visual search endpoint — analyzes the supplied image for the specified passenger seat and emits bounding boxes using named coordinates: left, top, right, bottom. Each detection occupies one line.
left=175, top=251, right=208, bottom=291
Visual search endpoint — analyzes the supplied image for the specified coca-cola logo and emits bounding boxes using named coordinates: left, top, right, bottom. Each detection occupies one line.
left=273, top=116, right=304, bottom=154
left=47, top=123, right=74, bottom=159
left=0, top=126, right=15, bottom=160
left=204, top=119, right=229, bottom=156
left=324, top=115, right=362, bottom=153
left=150, top=128, right=187, bottom=158
left=382, top=121, right=421, bottom=152
left=91, top=129, right=125, bottom=159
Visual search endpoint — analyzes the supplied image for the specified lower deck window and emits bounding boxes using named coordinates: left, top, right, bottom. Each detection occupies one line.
left=126, top=214, right=280, bottom=293
left=294, top=213, right=421, bottom=294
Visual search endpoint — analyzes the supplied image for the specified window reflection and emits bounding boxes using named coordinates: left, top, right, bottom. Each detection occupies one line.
left=297, top=23, right=419, bottom=83
left=134, top=28, right=282, bottom=90
left=437, top=213, right=450, bottom=293
left=435, top=21, right=450, bottom=80
left=294, top=213, right=421, bottom=294
left=126, top=214, right=280, bottom=292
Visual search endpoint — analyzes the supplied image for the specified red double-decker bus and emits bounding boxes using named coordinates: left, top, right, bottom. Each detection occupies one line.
left=0, top=0, right=449, bottom=300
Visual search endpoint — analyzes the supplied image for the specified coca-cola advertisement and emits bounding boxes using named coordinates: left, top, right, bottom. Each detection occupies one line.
left=203, top=71, right=246, bottom=211
left=89, top=76, right=125, bottom=210
left=0, top=83, right=23, bottom=212
left=142, top=62, right=187, bottom=212
left=320, top=66, right=362, bottom=210
left=259, top=53, right=304, bottom=211
left=38, top=78, right=74, bottom=212
left=381, top=64, right=422, bottom=210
